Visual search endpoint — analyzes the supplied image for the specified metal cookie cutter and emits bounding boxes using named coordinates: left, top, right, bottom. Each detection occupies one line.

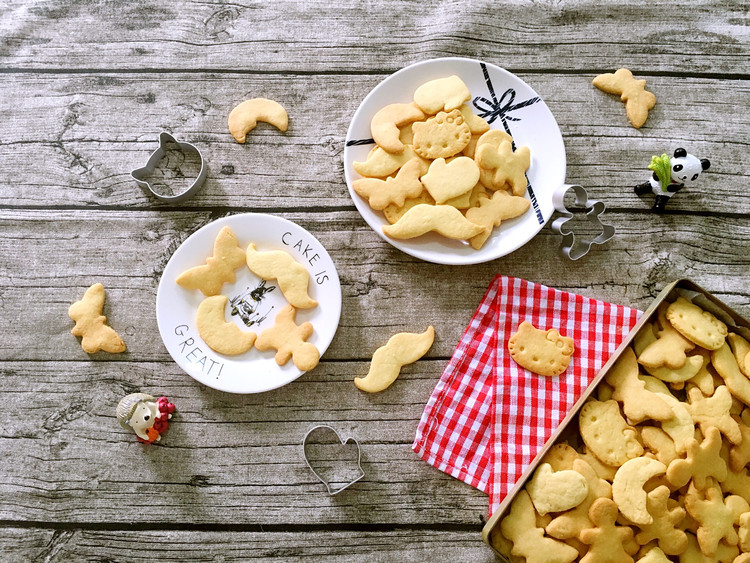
left=302, top=425, right=364, bottom=495
left=131, top=132, right=207, bottom=202
left=551, top=184, right=615, bottom=260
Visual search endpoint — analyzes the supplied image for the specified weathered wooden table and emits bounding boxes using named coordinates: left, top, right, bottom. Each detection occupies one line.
left=1, top=1, right=748, bottom=560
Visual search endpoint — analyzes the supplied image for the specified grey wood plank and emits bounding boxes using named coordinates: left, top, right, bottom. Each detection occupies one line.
left=1, top=0, right=747, bottom=75
left=0, top=360, right=490, bottom=524
left=2, top=209, right=750, bottom=363
left=0, top=74, right=746, bottom=214
left=0, top=527, right=496, bottom=562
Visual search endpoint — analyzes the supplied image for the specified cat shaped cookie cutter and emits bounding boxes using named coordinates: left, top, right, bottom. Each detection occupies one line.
left=131, top=131, right=207, bottom=202
left=550, top=184, right=615, bottom=260
left=302, top=424, right=364, bottom=495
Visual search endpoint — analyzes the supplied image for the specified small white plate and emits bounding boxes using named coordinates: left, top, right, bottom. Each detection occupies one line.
left=343, top=57, right=566, bottom=265
left=156, top=213, right=342, bottom=394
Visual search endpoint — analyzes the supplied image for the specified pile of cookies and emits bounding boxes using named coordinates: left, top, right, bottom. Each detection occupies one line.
left=176, top=225, right=320, bottom=371
left=352, top=75, right=531, bottom=250
left=491, top=296, right=750, bottom=562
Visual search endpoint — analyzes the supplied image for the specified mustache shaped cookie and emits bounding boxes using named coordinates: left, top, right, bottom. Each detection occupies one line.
left=176, top=226, right=247, bottom=296
left=196, top=295, right=256, bottom=356
left=354, top=326, right=435, bottom=393
left=382, top=203, right=484, bottom=240
left=245, top=243, right=317, bottom=309
left=68, top=283, right=126, bottom=354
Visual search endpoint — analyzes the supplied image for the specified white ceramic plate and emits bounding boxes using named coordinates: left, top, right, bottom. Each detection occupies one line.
left=156, top=213, right=342, bottom=394
left=343, top=57, right=566, bottom=265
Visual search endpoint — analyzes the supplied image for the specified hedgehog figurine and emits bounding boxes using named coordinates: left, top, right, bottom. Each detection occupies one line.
left=116, top=393, right=175, bottom=444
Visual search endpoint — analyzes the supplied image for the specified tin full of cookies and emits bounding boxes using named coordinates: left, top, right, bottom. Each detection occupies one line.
left=482, top=279, right=750, bottom=562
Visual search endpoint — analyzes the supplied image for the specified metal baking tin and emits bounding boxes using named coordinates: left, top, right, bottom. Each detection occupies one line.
left=481, top=279, right=750, bottom=560
left=131, top=131, right=207, bottom=203
left=550, top=184, right=615, bottom=260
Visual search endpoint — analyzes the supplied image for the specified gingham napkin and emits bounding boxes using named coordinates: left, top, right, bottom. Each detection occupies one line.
left=412, top=275, right=642, bottom=514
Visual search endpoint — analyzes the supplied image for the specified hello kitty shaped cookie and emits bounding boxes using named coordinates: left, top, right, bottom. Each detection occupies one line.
left=508, top=321, right=575, bottom=377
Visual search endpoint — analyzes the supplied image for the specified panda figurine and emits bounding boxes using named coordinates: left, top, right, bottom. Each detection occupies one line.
left=634, top=148, right=710, bottom=213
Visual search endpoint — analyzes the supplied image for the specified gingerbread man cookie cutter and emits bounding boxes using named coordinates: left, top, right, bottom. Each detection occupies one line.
left=302, top=425, right=364, bottom=495
left=131, top=132, right=207, bottom=202
left=550, top=185, right=615, bottom=260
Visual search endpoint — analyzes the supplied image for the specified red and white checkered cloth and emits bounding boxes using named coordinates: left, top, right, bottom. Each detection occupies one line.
left=413, top=275, right=642, bottom=514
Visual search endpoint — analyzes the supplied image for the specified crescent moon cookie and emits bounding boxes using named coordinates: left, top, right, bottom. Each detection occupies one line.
left=196, top=295, right=256, bottom=356
left=611, top=456, right=667, bottom=525
left=370, top=102, right=425, bottom=154
left=354, top=326, right=435, bottom=393
left=245, top=243, right=317, bottom=309
left=68, top=283, right=126, bottom=354
left=228, top=98, right=288, bottom=143
left=176, top=226, right=247, bottom=297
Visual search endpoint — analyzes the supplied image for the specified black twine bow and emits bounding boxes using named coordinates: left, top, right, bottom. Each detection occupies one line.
left=472, top=63, right=541, bottom=139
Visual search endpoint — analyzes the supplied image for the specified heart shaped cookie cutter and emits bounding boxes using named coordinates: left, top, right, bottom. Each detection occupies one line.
left=131, top=131, right=207, bottom=202
left=302, top=425, right=364, bottom=495
left=551, top=184, right=615, bottom=260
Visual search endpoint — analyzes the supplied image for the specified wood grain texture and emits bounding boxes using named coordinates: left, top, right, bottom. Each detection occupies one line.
left=0, top=74, right=746, bottom=213
left=0, top=360, right=491, bottom=524
left=0, top=527, right=496, bottom=562
left=2, top=210, right=750, bottom=363
left=1, top=0, right=748, bottom=559
left=1, top=0, right=748, bottom=74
